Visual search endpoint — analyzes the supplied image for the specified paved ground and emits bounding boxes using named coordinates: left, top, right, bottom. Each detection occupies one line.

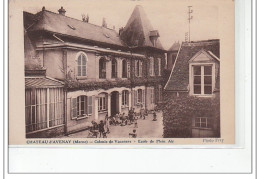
left=66, top=111, right=163, bottom=138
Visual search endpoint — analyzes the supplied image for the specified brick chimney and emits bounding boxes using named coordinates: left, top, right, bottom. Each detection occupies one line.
left=119, top=27, right=124, bottom=36
left=102, top=18, right=107, bottom=28
left=58, top=6, right=66, bottom=16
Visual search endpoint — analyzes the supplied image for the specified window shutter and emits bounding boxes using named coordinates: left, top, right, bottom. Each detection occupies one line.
left=87, top=96, right=93, bottom=115
left=142, top=89, right=145, bottom=104
left=134, top=90, right=137, bottom=105
left=149, top=60, right=151, bottom=76
left=71, top=98, right=77, bottom=119
left=127, top=91, right=129, bottom=106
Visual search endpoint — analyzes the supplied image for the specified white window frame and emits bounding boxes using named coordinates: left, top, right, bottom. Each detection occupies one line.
left=71, top=95, right=92, bottom=120
left=76, top=52, right=88, bottom=77
left=150, top=87, right=155, bottom=104
left=194, top=117, right=211, bottom=129
left=122, top=60, right=128, bottom=78
left=135, top=60, right=142, bottom=77
left=111, top=58, right=118, bottom=78
left=87, top=96, right=93, bottom=115
left=98, top=94, right=107, bottom=112
left=158, top=85, right=162, bottom=102
left=158, top=58, right=161, bottom=76
left=25, top=88, right=64, bottom=133
left=189, top=63, right=215, bottom=96
left=137, top=89, right=142, bottom=104
left=122, top=90, right=129, bottom=106
left=149, top=57, right=155, bottom=76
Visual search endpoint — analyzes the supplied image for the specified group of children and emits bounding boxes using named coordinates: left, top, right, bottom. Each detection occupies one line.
left=88, top=108, right=158, bottom=138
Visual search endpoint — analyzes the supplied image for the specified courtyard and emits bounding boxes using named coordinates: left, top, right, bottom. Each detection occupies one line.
left=66, top=111, right=164, bottom=138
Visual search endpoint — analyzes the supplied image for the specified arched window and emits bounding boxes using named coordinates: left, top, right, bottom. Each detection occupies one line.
left=77, top=53, right=87, bottom=76
left=122, top=60, right=127, bottom=78
left=99, top=58, right=106, bottom=79
left=111, top=58, right=117, bottom=78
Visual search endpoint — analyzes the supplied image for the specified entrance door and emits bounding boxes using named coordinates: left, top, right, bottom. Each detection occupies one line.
left=111, top=91, right=119, bottom=116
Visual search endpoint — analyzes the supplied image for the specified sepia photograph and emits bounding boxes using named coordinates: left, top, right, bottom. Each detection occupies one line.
left=8, top=0, right=235, bottom=145
left=22, top=0, right=221, bottom=139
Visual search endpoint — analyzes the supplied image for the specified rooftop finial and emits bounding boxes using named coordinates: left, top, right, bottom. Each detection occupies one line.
left=42, top=6, right=45, bottom=11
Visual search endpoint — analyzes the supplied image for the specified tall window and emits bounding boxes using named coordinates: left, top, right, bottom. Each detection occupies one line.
left=77, top=53, right=87, bottom=76
left=193, top=65, right=213, bottom=95
left=194, top=117, right=212, bottom=128
left=137, top=89, right=142, bottom=104
left=150, top=87, right=154, bottom=103
left=25, top=88, right=64, bottom=133
left=71, top=96, right=92, bottom=119
left=135, top=60, right=142, bottom=77
left=111, top=58, right=117, bottom=78
left=98, top=93, right=107, bottom=112
left=122, top=90, right=129, bottom=106
left=77, top=96, right=87, bottom=117
left=158, top=58, right=161, bottom=76
left=49, top=88, right=64, bottom=127
left=158, top=85, right=162, bottom=102
left=99, top=58, right=106, bottom=79
left=122, top=60, right=127, bottom=78
left=149, top=57, right=155, bottom=76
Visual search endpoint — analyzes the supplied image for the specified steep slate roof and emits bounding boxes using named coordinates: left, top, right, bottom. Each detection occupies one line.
left=25, top=76, right=64, bottom=88
left=164, top=39, right=220, bottom=91
left=120, top=5, right=164, bottom=50
left=168, top=42, right=180, bottom=52
left=26, top=10, right=125, bottom=47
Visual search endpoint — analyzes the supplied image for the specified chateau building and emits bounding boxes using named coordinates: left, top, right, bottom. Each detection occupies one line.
left=24, top=5, right=166, bottom=137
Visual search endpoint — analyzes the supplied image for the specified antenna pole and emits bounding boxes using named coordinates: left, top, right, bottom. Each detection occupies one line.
left=188, top=6, right=193, bottom=42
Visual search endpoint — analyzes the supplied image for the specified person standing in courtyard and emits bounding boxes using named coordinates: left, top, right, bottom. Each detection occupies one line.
left=98, top=120, right=105, bottom=138
left=105, top=113, right=110, bottom=134
left=134, top=114, right=138, bottom=128
left=140, top=105, right=145, bottom=120
left=153, top=111, right=157, bottom=121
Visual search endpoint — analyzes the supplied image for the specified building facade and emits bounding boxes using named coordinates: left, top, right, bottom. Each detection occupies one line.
left=164, top=39, right=220, bottom=138
left=24, top=5, right=166, bottom=137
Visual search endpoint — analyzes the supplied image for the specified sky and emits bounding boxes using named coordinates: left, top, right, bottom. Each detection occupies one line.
left=23, top=0, right=219, bottom=50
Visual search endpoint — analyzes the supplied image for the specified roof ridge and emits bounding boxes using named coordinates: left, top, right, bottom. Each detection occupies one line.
left=39, top=9, right=118, bottom=33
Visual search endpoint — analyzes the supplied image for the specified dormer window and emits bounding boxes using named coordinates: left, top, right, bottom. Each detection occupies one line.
left=192, top=65, right=213, bottom=95
left=189, top=49, right=218, bottom=96
left=149, top=30, right=159, bottom=47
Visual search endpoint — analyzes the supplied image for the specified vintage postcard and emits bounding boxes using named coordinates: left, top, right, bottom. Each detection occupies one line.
left=9, top=0, right=235, bottom=145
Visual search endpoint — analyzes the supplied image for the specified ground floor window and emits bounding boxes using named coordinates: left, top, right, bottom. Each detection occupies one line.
left=25, top=88, right=64, bottom=133
left=137, top=89, right=142, bottom=104
left=98, top=93, right=107, bottom=112
left=194, top=117, right=212, bottom=128
left=158, top=85, right=162, bottom=102
left=150, top=87, right=155, bottom=103
left=71, top=95, right=92, bottom=119
left=49, top=88, right=64, bottom=127
left=122, top=90, right=129, bottom=106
